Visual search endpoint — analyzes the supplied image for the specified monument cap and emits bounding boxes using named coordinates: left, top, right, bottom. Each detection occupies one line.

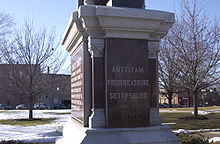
left=108, top=0, right=145, bottom=9
left=79, top=0, right=146, bottom=9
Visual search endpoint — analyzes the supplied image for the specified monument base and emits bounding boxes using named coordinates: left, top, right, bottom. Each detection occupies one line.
left=56, top=118, right=180, bottom=144
left=150, top=107, right=161, bottom=126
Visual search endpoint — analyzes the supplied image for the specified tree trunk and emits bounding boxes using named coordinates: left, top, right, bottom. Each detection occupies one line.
left=193, top=90, right=198, bottom=117
left=29, top=96, right=33, bottom=119
left=168, top=93, right=173, bottom=108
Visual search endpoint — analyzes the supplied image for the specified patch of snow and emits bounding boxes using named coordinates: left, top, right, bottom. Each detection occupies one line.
left=160, top=109, right=178, bottom=112
left=191, top=110, right=212, bottom=115
left=159, top=109, right=191, bottom=113
left=173, top=129, right=190, bottom=134
left=209, top=137, right=220, bottom=143
left=0, top=110, right=70, bottom=143
left=1, top=109, right=220, bottom=143
left=160, top=109, right=220, bottom=114
left=162, top=123, right=176, bottom=125
left=173, top=128, right=220, bottom=134
left=206, top=109, right=220, bottom=113
left=192, top=129, right=220, bottom=133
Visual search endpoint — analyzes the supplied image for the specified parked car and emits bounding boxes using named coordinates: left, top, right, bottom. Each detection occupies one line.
left=34, top=103, right=49, bottom=110
left=172, top=104, right=184, bottom=108
left=163, top=103, right=169, bottom=107
left=159, top=103, right=168, bottom=108
left=0, top=104, right=14, bottom=110
left=53, top=104, right=69, bottom=109
left=16, top=104, right=28, bottom=110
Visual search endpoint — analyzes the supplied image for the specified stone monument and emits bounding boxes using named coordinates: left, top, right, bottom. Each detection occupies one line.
left=78, top=0, right=109, bottom=7
left=57, top=0, right=179, bottom=143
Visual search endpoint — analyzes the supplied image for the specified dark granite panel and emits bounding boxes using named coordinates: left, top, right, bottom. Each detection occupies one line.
left=78, top=0, right=109, bottom=7
left=149, top=59, right=158, bottom=108
left=83, top=40, right=92, bottom=127
left=106, top=38, right=150, bottom=128
left=92, top=57, right=105, bottom=109
left=71, top=43, right=84, bottom=124
left=112, top=0, right=145, bottom=9
left=78, top=0, right=84, bottom=7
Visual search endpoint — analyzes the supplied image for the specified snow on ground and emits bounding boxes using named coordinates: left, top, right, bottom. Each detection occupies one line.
left=173, top=127, right=220, bottom=143
left=192, top=110, right=212, bottom=115
left=165, top=109, right=220, bottom=143
left=173, top=128, right=220, bottom=134
left=173, top=129, right=190, bottom=134
left=160, top=108, right=220, bottom=114
left=0, top=110, right=70, bottom=143
left=209, top=137, right=220, bottom=143
left=1, top=109, right=220, bottom=143
left=159, top=109, right=191, bottom=113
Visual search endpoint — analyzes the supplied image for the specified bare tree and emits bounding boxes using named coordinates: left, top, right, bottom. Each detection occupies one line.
left=162, top=0, right=220, bottom=116
left=0, top=12, right=14, bottom=62
left=0, top=21, right=67, bottom=119
left=0, top=12, right=14, bottom=38
left=159, top=36, right=181, bottom=108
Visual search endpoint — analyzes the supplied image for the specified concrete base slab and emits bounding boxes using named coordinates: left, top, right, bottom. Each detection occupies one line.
left=150, top=107, right=161, bottom=126
left=89, top=108, right=105, bottom=128
left=56, top=118, right=180, bottom=144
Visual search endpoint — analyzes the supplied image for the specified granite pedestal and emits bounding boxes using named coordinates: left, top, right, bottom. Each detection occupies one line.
left=57, top=4, right=179, bottom=144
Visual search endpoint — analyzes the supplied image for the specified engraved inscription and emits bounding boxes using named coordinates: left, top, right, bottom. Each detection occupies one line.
left=112, top=66, right=144, bottom=73
left=71, top=43, right=84, bottom=123
left=107, top=79, right=149, bottom=87
left=108, top=65, right=149, bottom=100
left=106, top=38, right=150, bottom=128
left=109, top=92, right=148, bottom=100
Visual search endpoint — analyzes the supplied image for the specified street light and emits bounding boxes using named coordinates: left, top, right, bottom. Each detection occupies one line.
left=201, top=89, right=206, bottom=107
left=53, top=87, right=60, bottom=105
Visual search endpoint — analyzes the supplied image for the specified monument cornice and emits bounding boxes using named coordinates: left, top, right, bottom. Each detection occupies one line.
left=79, top=5, right=175, bottom=40
left=62, top=5, right=175, bottom=52
left=61, top=12, right=87, bottom=55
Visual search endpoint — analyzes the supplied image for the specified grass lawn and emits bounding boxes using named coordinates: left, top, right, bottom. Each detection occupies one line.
left=160, top=112, right=220, bottom=130
left=161, top=106, right=220, bottom=111
left=0, top=110, right=22, bottom=113
left=0, top=142, right=53, bottom=144
left=191, top=131, right=220, bottom=139
left=0, top=118, right=57, bottom=126
left=43, top=112, right=70, bottom=115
